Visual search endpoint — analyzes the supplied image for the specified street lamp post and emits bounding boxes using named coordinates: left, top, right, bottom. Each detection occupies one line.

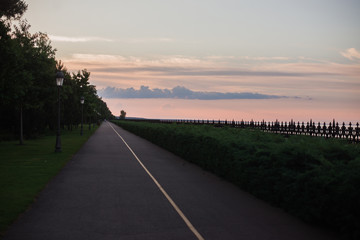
left=55, top=71, right=64, bottom=152
left=80, top=96, right=84, bottom=136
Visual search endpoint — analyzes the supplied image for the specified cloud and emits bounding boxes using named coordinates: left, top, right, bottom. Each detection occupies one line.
left=162, top=69, right=337, bottom=77
left=238, top=56, right=292, bottom=61
left=49, top=35, right=114, bottom=43
left=71, top=54, right=126, bottom=62
left=341, top=48, right=360, bottom=60
left=128, top=37, right=175, bottom=43
left=92, top=66, right=339, bottom=77
left=65, top=54, right=341, bottom=78
left=62, top=53, right=359, bottom=96
left=98, top=86, right=290, bottom=100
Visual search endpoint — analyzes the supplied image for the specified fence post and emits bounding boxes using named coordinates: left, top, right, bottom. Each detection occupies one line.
left=316, top=122, right=320, bottom=136
left=301, top=122, right=305, bottom=135
left=335, top=122, right=339, bottom=138
left=306, top=122, right=310, bottom=136
left=349, top=122, right=353, bottom=141
left=311, top=122, right=315, bottom=136
left=322, top=122, right=327, bottom=138
left=341, top=122, right=346, bottom=139
left=328, top=122, right=333, bottom=138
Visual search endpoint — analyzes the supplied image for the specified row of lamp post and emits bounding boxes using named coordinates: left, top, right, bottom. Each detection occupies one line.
left=55, top=71, right=86, bottom=153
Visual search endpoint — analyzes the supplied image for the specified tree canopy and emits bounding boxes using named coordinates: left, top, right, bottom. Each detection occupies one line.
left=120, top=110, right=127, bottom=119
left=0, top=0, right=27, bottom=20
left=0, top=1, right=113, bottom=141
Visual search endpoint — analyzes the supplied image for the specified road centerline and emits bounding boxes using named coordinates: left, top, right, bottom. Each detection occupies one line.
left=107, top=122, right=204, bottom=240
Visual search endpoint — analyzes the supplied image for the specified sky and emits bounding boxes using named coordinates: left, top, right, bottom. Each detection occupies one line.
left=23, top=0, right=360, bottom=122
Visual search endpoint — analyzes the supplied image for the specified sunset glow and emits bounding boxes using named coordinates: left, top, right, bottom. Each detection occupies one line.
left=24, top=0, right=360, bottom=122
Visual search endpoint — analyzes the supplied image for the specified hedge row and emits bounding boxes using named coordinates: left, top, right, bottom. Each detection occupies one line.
left=113, top=120, right=360, bottom=239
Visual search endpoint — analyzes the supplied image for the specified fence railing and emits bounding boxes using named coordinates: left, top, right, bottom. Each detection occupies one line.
left=124, top=118, right=360, bottom=143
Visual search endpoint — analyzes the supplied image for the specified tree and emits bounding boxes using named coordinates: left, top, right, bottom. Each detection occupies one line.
left=120, top=110, right=126, bottom=119
left=59, top=68, right=114, bottom=130
left=0, top=0, right=27, bottom=20
left=0, top=1, right=114, bottom=141
left=13, top=21, right=57, bottom=138
left=0, top=19, right=56, bottom=142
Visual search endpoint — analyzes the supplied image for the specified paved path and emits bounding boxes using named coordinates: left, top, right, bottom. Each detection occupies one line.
left=4, top=122, right=337, bottom=240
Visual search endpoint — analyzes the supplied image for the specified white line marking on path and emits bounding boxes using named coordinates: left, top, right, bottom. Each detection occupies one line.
left=108, top=122, right=205, bottom=240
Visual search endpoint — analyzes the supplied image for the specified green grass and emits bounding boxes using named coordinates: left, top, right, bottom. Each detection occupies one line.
left=0, top=126, right=98, bottom=237
left=113, top=120, right=360, bottom=240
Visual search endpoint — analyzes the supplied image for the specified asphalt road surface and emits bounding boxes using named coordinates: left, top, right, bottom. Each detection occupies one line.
left=4, top=122, right=338, bottom=240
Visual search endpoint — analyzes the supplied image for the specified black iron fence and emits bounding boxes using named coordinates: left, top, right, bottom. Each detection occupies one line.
left=125, top=118, right=360, bottom=143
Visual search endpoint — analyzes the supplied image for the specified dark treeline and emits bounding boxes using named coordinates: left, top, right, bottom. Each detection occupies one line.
left=0, top=1, right=113, bottom=141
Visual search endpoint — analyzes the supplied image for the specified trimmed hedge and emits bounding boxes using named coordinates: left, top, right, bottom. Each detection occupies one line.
left=113, top=120, right=360, bottom=239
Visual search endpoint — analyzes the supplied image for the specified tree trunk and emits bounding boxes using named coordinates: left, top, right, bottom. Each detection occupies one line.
left=19, top=104, right=24, bottom=145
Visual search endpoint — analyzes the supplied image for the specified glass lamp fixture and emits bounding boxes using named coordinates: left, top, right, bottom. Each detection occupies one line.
left=56, top=71, right=64, bottom=86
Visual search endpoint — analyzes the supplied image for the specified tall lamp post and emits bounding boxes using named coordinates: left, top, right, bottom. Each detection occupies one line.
left=80, top=96, right=84, bottom=136
left=55, top=71, right=64, bottom=152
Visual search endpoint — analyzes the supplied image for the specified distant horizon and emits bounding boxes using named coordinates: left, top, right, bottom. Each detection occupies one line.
left=103, top=97, right=359, bottom=124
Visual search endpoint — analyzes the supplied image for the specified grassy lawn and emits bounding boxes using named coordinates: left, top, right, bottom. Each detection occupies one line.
left=0, top=126, right=98, bottom=237
left=113, top=120, right=360, bottom=239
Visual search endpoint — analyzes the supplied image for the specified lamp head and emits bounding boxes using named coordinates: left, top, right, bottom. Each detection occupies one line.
left=56, top=71, right=64, bottom=86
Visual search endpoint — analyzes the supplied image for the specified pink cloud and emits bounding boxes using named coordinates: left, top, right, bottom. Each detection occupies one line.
left=341, top=48, right=360, bottom=60
left=61, top=53, right=360, bottom=104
